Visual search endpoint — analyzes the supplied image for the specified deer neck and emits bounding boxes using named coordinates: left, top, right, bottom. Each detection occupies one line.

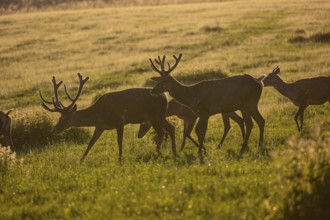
left=272, top=77, right=296, bottom=101
left=167, top=77, right=198, bottom=109
left=71, top=107, right=97, bottom=127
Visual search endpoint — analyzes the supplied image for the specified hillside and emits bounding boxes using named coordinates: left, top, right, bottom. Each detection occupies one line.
left=0, top=0, right=330, bottom=219
left=1, top=0, right=224, bottom=13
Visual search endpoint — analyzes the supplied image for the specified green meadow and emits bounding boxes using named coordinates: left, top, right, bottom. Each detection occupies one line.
left=0, top=0, right=329, bottom=219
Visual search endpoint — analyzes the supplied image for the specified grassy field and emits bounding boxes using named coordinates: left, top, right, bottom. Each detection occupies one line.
left=1, top=0, right=330, bottom=219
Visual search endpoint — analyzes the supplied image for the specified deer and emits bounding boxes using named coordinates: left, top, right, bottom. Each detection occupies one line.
left=149, top=54, right=266, bottom=156
left=39, top=73, right=176, bottom=162
left=137, top=99, right=246, bottom=151
left=0, top=110, right=15, bottom=152
left=263, top=66, right=330, bottom=131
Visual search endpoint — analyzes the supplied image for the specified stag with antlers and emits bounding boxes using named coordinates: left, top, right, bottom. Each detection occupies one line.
left=0, top=110, right=15, bottom=151
left=149, top=54, right=266, bottom=155
left=39, top=73, right=176, bottom=161
left=263, top=66, right=330, bottom=131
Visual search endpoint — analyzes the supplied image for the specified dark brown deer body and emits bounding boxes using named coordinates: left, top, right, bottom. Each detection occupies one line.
left=0, top=110, right=14, bottom=151
left=39, top=73, right=176, bottom=161
left=263, top=67, right=330, bottom=131
left=138, top=99, right=245, bottom=150
left=149, top=54, right=265, bottom=155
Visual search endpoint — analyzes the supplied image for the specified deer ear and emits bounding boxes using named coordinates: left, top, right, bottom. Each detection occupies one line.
left=6, top=109, right=12, bottom=116
left=275, top=67, right=280, bottom=75
left=150, top=77, right=161, bottom=82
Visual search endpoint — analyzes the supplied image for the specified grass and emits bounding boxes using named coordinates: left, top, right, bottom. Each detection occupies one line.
left=0, top=0, right=330, bottom=219
left=10, top=110, right=91, bottom=152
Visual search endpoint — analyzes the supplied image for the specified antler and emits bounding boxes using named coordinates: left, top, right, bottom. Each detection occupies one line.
left=149, top=54, right=182, bottom=77
left=62, top=73, right=89, bottom=110
left=39, top=73, right=89, bottom=114
left=39, top=76, right=66, bottom=114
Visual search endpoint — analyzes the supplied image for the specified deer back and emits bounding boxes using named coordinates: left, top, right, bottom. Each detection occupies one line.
left=291, top=76, right=330, bottom=105
left=92, top=88, right=168, bottom=125
left=188, top=74, right=263, bottom=115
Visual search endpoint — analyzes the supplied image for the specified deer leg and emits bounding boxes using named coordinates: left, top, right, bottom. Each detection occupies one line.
left=218, top=114, right=230, bottom=149
left=116, top=125, right=124, bottom=162
left=181, top=118, right=199, bottom=150
left=240, top=111, right=253, bottom=156
left=294, top=107, right=305, bottom=132
left=150, top=122, right=165, bottom=153
left=299, top=106, right=306, bottom=131
left=81, top=128, right=104, bottom=162
left=195, top=116, right=209, bottom=154
left=228, top=111, right=245, bottom=143
left=180, top=120, right=188, bottom=151
left=249, top=107, right=265, bottom=153
left=300, top=111, right=304, bottom=131
left=159, top=119, right=176, bottom=157
left=187, top=135, right=200, bottom=149
left=294, top=110, right=301, bottom=131
left=185, top=117, right=199, bottom=150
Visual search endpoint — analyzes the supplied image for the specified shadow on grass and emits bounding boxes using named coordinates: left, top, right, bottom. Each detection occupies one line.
left=289, top=31, right=330, bottom=44
left=226, top=148, right=238, bottom=159
left=133, top=150, right=209, bottom=166
left=200, top=25, right=224, bottom=33
left=134, top=151, right=173, bottom=163
left=225, top=147, right=272, bottom=161
left=310, top=32, right=330, bottom=43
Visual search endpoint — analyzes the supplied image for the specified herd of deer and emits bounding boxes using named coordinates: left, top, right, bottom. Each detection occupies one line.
left=1, top=54, right=329, bottom=161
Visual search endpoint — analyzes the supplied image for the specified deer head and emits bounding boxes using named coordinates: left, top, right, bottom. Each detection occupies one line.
left=39, top=73, right=89, bottom=134
left=0, top=109, right=14, bottom=151
left=0, top=110, right=12, bottom=134
left=149, top=53, right=182, bottom=95
left=263, top=66, right=281, bottom=87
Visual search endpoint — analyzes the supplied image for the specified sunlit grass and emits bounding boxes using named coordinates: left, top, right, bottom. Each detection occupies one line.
left=0, top=0, right=329, bottom=219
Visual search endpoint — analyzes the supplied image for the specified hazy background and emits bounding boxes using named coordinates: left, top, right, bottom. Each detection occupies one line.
left=1, top=0, right=230, bottom=13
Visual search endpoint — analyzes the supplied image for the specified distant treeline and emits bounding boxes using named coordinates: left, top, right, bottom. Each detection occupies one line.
left=0, top=0, right=226, bottom=13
